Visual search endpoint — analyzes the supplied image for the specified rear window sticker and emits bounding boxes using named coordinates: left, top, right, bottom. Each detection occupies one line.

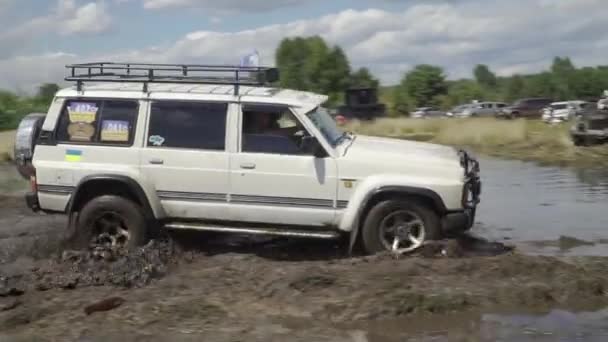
left=67, top=122, right=95, bottom=141
left=101, top=120, right=130, bottom=142
left=68, top=102, right=98, bottom=124
left=148, top=135, right=165, bottom=146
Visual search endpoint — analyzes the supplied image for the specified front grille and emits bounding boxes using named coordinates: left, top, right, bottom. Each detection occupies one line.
left=589, top=119, right=608, bottom=130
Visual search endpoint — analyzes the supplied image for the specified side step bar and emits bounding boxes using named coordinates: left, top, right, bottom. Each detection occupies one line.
left=164, top=222, right=341, bottom=240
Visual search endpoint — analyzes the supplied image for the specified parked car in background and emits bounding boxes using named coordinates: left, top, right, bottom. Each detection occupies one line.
left=496, top=98, right=553, bottom=119
left=542, top=101, right=588, bottom=123
left=455, top=101, right=507, bottom=118
left=410, top=107, right=446, bottom=118
left=446, top=104, right=468, bottom=117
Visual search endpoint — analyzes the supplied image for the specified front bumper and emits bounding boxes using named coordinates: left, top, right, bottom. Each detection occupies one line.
left=445, top=150, right=481, bottom=233
left=25, top=192, right=40, bottom=212
left=443, top=208, right=476, bottom=234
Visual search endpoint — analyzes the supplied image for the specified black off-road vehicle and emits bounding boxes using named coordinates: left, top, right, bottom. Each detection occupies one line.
left=336, top=87, right=386, bottom=121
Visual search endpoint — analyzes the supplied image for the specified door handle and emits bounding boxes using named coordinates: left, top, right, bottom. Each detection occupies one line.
left=240, top=162, right=256, bottom=169
left=149, top=158, right=164, bottom=165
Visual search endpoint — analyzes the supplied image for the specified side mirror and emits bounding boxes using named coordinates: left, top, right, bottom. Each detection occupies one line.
left=301, top=136, right=327, bottom=158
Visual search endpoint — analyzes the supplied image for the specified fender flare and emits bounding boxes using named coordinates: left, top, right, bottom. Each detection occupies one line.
left=66, top=174, right=156, bottom=220
left=347, top=186, right=448, bottom=254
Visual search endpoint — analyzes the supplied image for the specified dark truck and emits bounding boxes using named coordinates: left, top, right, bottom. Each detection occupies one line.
left=570, top=98, right=608, bottom=146
left=336, top=87, right=386, bottom=121
left=496, top=97, right=553, bottom=119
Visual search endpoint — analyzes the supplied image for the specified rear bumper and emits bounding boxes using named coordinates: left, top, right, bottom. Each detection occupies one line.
left=25, top=192, right=40, bottom=212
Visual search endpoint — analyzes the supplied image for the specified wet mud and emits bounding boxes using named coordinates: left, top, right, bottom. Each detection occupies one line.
left=2, top=193, right=608, bottom=341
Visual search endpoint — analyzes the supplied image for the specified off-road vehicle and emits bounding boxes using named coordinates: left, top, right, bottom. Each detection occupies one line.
left=14, top=62, right=481, bottom=255
left=335, top=87, right=386, bottom=121
left=570, top=96, right=608, bottom=146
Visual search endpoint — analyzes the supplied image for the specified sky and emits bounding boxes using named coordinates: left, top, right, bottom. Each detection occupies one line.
left=0, top=0, right=607, bottom=92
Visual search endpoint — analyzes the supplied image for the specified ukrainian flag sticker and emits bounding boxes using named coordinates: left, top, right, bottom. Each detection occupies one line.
left=65, top=149, right=82, bottom=162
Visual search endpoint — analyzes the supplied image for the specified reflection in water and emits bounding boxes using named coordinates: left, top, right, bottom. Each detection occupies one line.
left=475, top=157, right=608, bottom=256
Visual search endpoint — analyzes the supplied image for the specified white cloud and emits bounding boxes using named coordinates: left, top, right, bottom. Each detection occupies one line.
left=60, top=2, right=112, bottom=35
left=1, top=0, right=607, bottom=91
left=140, top=0, right=302, bottom=11
left=0, top=1, right=111, bottom=58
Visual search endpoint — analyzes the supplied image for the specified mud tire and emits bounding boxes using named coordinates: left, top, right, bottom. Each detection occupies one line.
left=73, top=195, right=148, bottom=250
left=361, top=199, right=442, bottom=255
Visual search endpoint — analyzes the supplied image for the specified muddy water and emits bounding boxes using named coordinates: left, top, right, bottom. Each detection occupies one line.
left=475, top=157, right=608, bottom=256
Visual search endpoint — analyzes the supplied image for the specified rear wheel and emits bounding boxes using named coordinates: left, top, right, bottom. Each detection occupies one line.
left=73, top=195, right=148, bottom=251
left=361, top=199, right=442, bottom=254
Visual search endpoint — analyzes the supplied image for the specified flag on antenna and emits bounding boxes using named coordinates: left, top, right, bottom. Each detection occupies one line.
left=240, top=50, right=260, bottom=67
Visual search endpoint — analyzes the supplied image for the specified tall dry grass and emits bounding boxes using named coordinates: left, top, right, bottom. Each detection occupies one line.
left=347, top=118, right=608, bottom=167
left=0, top=130, right=15, bottom=161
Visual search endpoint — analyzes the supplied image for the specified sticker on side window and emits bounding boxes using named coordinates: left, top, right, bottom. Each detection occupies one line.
left=66, top=102, right=98, bottom=141
left=148, top=135, right=165, bottom=146
left=67, top=122, right=95, bottom=141
left=101, top=120, right=130, bottom=142
left=68, top=102, right=98, bottom=123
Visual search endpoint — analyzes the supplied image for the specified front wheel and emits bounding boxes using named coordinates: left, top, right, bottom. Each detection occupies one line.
left=73, top=195, right=148, bottom=251
left=361, top=200, right=442, bottom=254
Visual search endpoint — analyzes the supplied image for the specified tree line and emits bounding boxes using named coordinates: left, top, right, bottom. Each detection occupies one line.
left=275, top=36, right=608, bottom=115
left=2, top=36, right=608, bottom=130
left=0, top=84, right=59, bottom=131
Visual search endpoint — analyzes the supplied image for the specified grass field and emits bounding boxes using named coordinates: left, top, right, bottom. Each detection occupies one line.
left=0, top=130, right=14, bottom=161
left=347, top=118, right=608, bottom=168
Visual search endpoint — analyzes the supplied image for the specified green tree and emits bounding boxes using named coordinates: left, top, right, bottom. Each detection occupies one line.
left=551, top=57, right=576, bottom=99
left=0, top=91, right=20, bottom=130
left=505, top=75, right=525, bottom=102
left=473, top=64, right=497, bottom=88
left=350, top=67, right=379, bottom=88
left=35, top=83, right=60, bottom=106
left=523, top=72, right=558, bottom=98
left=392, top=87, right=411, bottom=116
left=445, top=80, right=486, bottom=107
left=400, top=64, right=447, bottom=107
left=275, top=36, right=352, bottom=106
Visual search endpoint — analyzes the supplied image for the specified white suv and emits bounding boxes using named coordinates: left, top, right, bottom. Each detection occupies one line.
left=14, top=63, right=481, bottom=255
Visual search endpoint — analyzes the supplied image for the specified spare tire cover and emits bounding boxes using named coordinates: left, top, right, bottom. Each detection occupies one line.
left=14, top=113, right=46, bottom=179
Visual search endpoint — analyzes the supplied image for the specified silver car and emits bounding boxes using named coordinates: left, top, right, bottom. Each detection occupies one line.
left=456, top=102, right=507, bottom=117
left=411, top=107, right=446, bottom=118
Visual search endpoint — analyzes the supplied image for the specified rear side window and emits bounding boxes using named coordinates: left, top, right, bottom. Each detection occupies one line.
left=56, top=99, right=138, bottom=145
left=147, top=101, right=227, bottom=150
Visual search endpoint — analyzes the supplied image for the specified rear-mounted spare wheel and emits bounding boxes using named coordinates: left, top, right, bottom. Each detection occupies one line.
left=14, top=113, right=46, bottom=179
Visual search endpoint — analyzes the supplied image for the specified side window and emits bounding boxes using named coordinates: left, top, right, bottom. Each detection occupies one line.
left=241, top=105, right=310, bottom=155
left=56, top=99, right=138, bottom=145
left=147, top=101, right=227, bottom=150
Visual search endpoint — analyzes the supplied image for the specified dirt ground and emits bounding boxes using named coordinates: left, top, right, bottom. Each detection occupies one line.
left=2, top=194, right=608, bottom=341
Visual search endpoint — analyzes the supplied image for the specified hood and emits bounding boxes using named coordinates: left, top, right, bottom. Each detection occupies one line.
left=339, top=135, right=464, bottom=179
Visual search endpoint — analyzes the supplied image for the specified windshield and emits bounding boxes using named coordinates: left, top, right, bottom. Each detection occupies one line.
left=551, top=104, right=567, bottom=110
left=306, top=107, right=344, bottom=146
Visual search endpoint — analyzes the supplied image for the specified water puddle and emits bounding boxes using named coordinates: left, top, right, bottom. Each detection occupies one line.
left=475, top=157, right=608, bottom=256
left=350, top=309, right=608, bottom=341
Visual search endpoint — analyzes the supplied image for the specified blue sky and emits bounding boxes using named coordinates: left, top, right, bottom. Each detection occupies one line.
left=0, top=0, right=607, bottom=92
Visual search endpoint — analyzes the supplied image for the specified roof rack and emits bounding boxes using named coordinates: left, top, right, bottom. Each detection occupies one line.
left=65, top=62, right=280, bottom=95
